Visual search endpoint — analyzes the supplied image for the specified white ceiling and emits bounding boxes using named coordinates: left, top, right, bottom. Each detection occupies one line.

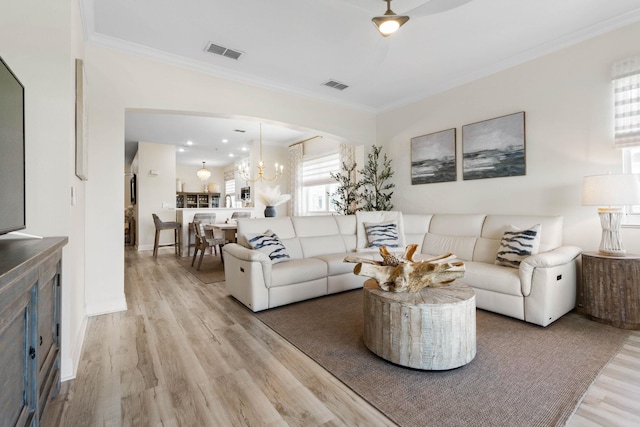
left=125, top=112, right=318, bottom=167
left=81, top=0, right=640, bottom=165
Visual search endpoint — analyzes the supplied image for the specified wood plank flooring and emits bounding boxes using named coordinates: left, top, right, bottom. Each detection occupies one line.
left=44, top=248, right=640, bottom=426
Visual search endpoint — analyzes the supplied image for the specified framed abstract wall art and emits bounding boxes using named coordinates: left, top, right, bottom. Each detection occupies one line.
left=462, top=111, right=525, bottom=181
left=410, top=128, right=456, bottom=185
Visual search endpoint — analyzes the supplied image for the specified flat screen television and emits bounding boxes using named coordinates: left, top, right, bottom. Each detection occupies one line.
left=0, top=56, right=26, bottom=235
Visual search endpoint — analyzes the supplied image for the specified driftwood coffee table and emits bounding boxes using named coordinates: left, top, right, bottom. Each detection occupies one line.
left=363, top=278, right=476, bottom=370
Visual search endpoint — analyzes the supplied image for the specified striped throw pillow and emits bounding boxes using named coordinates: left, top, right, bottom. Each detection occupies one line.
left=247, top=229, right=290, bottom=264
left=495, top=224, right=541, bottom=268
left=364, top=220, right=400, bottom=248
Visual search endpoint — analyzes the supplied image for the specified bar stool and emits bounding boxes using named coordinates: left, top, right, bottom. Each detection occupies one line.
left=152, top=214, right=182, bottom=257
left=187, top=213, right=216, bottom=256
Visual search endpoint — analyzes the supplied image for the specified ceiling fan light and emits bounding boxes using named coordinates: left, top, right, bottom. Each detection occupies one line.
left=379, top=19, right=400, bottom=35
left=372, top=15, right=409, bottom=37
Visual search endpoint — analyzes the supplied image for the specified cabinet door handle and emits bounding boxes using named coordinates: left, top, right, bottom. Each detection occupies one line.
left=40, top=336, right=43, bottom=346
left=29, top=346, right=36, bottom=360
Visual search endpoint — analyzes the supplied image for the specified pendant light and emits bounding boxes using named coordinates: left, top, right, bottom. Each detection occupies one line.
left=197, top=162, right=211, bottom=181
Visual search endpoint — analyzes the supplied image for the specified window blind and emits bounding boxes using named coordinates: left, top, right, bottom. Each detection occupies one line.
left=225, top=179, right=235, bottom=196
left=302, top=152, right=340, bottom=187
left=613, top=55, right=640, bottom=148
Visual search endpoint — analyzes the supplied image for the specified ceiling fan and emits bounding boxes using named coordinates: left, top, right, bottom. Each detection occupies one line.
left=372, top=0, right=473, bottom=37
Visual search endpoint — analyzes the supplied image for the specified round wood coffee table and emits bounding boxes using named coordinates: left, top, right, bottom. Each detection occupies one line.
left=363, top=279, right=476, bottom=370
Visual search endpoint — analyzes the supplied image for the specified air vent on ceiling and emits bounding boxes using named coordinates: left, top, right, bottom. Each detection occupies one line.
left=234, top=129, right=246, bottom=133
left=205, top=42, right=243, bottom=60
left=323, top=79, right=349, bottom=91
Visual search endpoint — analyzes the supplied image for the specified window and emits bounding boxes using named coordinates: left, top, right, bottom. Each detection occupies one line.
left=225, top=179, right=235, bottom=197
left=614, top=55, right=640, bottom=225
left=302, top=152, right=340, bottom=215
left=613, top=56, right=640, bottom=147
left=224, top=170, right=235, bottom=207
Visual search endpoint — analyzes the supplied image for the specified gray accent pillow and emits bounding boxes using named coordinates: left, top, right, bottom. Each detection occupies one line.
left=364, top=220, right=400, bottom=248
left=246, top=229, right=290, bottom=264
left=495, top=224, right=541, bottom=268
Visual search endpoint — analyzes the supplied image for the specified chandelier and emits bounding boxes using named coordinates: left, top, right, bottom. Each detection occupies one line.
left=197, top=162, right=211, bottom=181
left=238, top=123, right=283, bottom=183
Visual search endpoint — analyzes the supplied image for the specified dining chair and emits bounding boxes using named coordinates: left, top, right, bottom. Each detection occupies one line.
left=152, top=213, right=181, bottom=257
left=187, top=213, right=216, bottom=256
left=191, top=221, right=227, bottom=270
left=231, top=211, right=251, bottom=219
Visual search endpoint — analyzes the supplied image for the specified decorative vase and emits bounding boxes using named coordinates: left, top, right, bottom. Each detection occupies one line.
left=264, top=206, right=276, bottom=217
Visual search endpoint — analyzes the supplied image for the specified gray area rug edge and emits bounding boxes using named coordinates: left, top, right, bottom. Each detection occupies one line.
left=254, top=289, right=631, bottom=427
left=176, top=255, right=226, bottom=284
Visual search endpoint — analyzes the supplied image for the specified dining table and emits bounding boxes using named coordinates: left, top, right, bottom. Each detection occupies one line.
left=205, top=222, right=238, bottom=243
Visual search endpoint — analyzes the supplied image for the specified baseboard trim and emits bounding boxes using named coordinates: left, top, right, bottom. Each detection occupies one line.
left=61, top=314, right=88, bottom=381
left=86, top=295, right=128, bottom=317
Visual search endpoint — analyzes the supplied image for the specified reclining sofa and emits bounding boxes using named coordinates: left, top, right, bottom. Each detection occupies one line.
left=222, top=212, right=582, bottom=327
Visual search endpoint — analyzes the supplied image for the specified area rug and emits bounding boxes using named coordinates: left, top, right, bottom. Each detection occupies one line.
left=255, top=289, right=631, bottom=427
left=176, top=254, right=225, bottom=283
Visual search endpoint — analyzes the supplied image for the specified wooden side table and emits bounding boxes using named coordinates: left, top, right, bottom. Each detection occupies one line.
left=581, top=251, right=640, bottom=329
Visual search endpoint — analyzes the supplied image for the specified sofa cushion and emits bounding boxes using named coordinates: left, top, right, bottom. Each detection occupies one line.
left=421, top=233, right=477, bottom=261
left=292, top=215, right=339, bottom=237
left=403, top=214, right=433, bottom=251
left=314, top=252, right=376, bottom=276
left=473, top=237, right=503, bottom=264
left=364, top=220, right=401, bottom=248
left=246, top=230, right=291, bottom=264
left=495, top=224, right=541, bottom=268
left=464, top=261, right=523, bottom=297
left=334, top=215, right=358, bottom=252
left=429, top=214, right=486, bottom=236
left=299, top=235, right=348, bottom=258
left=270, top=258, right=327, bottom=287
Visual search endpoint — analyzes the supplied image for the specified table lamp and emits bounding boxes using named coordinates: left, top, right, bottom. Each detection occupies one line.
left=582, top=173, right=640, bottom=256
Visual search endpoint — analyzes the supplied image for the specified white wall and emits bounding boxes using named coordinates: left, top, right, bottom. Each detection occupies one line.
left=177, top=164, right=224, bottom=195
left=0, top=0, right=86, bottom=381
left=137, top=142, right=177, bottom=251
left=83, top=43, right=376, bottom=317
left=377, top=21, right=640, bottom=255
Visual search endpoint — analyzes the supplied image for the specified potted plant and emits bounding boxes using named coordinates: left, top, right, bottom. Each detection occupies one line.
left=360, top=145, right=395, bottom=211
left=329, top=161, right=362, bottom=215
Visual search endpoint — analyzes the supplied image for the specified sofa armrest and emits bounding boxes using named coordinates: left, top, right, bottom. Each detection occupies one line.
left=223, top=243, right=270, bottom=263
left=519, top=246, right=582, bottom=296
left=223, top=243, right=272, bottom=286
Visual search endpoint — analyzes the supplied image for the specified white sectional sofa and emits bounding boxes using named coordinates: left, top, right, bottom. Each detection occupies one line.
left=222, top=212, right=582, bottom=327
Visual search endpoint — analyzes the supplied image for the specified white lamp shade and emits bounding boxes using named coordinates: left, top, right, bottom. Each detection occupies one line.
left=582, top=174, right=640, bottom=206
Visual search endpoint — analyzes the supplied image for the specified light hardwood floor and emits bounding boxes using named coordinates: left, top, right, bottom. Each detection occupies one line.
left=44, top=248, right=640, bottom=426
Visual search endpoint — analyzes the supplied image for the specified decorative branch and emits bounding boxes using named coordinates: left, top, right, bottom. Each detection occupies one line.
left=344, top=245, right=465, bottom=292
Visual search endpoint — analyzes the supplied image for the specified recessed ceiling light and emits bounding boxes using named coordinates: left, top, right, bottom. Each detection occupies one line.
left=241, top=147, right=248, bottom=151
left=178, top=147, right=185, bottom=152
left=186, top=140, right=193, bottom=146
left=222, top=139, right=228, bottom=143
left=229, top=153, right=234, bottom=157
